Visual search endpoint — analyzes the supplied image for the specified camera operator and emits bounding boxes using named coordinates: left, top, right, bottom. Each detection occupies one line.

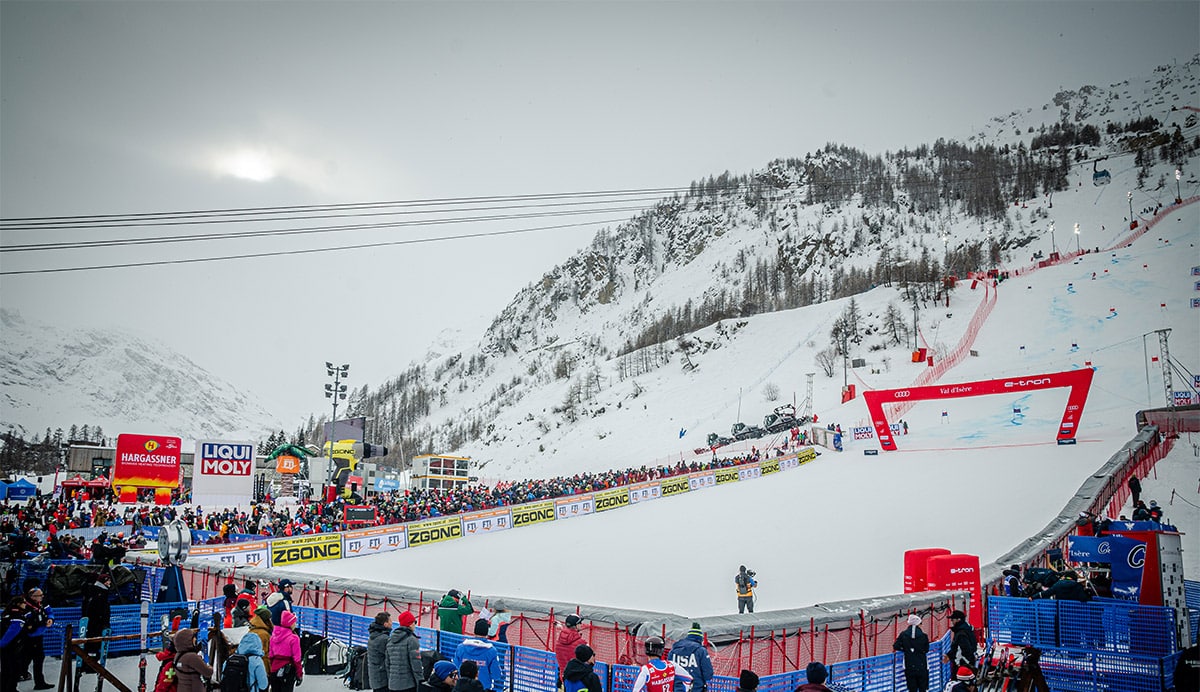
left=735, top=566, right=757, bottom=614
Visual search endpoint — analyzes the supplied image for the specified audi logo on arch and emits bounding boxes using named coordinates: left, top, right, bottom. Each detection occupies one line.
left=893, top=390, right=911, bottom=399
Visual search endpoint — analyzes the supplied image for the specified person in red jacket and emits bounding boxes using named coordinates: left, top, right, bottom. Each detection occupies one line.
left=554, top=614, right=586, bottom=684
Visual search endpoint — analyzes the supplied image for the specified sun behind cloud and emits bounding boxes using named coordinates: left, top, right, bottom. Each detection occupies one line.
left=215, top=148, right=276, bottom=182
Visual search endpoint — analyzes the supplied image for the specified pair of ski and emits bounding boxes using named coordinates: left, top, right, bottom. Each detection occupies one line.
left=71, top=616, right=113, bottom=692
left=973, top=642, right=1022, bottom=692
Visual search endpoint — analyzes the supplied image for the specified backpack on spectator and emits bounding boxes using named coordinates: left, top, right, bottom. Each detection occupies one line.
left=153, top=659, right=178, bottom=692
left=220, top=653, right=250, bottom=692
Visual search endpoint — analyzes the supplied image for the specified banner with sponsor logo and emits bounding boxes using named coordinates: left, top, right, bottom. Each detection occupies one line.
left=714, top=467, right=740, bottom=485
left=192, top=440, right=255, bottom=509
left=270, top=533, right=342, bottom=566
left=114, top=434, right=182, bottom=488
left=795, top=448, right=818, bottom=465
left=660, top=476, right=690, bottom=497
left=687, top=471, right=716, bottom=491
left=344, top=525, right=407, bottom=557
left=407, top=516, right=463, bottom=547
left=862, top=369, right=1094, bottom=450
left=190, top=540, right=270, bottom=567
left=512, top=501, right=556, bottom=527
left=462, top=507, right=512, bottom=536
left=593, top=487, right=630, bottom=512
left=737, top=463, right=761, bottom=481
left=760, top=458, right=781, bottom=475
left=1068, top=535, right=1146, bottom=600
left=629, top=481, right=661, bottom=504
left=852, top=426, right=874, bottom=440
left=555, top=494, right=594, bottom=520
left=374, top=477, right=401, bottom=492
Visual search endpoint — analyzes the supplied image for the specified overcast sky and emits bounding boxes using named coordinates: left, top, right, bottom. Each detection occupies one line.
left=2, top=1, right=1197, bottom=427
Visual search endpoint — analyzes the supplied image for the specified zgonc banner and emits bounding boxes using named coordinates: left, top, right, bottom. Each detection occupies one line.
left=192, top=440, right=255, bottom=509
left=270, top=533, right=342, bottom=566
left=407, top=516, right=463, bottom=547
left=114, top=434, right=182, bottom=488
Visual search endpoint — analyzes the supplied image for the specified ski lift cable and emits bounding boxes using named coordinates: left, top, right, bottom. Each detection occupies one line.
left=0, top=217, right=625, bottom=276
left=0, top=203, right=658, bottom=254
left=0, top=184, right=721, bottom=227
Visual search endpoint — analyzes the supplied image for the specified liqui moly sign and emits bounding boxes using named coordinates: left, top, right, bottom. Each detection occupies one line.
left=193, top=440, right=256, bottom=508
left=198, top=442, right=255, bottom=476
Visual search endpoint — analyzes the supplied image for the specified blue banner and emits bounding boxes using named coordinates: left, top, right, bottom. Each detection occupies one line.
left=1107, top=520, right=1177, bottom=532
left=1110, top=536, right=1147, bottom=601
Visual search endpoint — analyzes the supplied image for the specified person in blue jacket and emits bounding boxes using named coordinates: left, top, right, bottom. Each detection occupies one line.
left=21, top=586, right=55, bottom=690
left=453, top=619, right=505, bottom=691
left=228, top=630, right=270, bottom=692
left=668, top=623, right=713, bottom=692
left=1, top=597, right=33, bottom=692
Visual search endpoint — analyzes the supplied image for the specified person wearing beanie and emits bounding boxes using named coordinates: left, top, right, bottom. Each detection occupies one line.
left=439, top=590, right=475, bottom=635
left=232, top=597, right=254, bottom=628
left=250, top=606, right=274, bottom=657
left=667, top=622, right=713, bottom=692
left=387, top=608, right=423, bottom=692
left=420, top=661, right=459, bottom=692
left=555, top=614, right=586, bottom=684
left=737, top=670, right=759, bottom=692
left=942, top=665, right=977, bottom=692
left=366, top=612, right=392, bottom=692
left=795, top=661, right=831, bottom=692
left=268, top=610, right=303, bottom=692
left=892, top=614, right=929, bottom=692
left=452, top=660, right=485, bottom=692
left=452, top=619, right=505, bottom=691
left=487, top=601, right=512, bottom=643
left=943, top=610, right=976, bottom=672
left=268, top=582, right=294, bottom=627
left=562, top=644, right=602, bottom=692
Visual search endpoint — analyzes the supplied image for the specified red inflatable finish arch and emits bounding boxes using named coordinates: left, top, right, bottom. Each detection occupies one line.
left=862, top=369, right=1095, bottom=451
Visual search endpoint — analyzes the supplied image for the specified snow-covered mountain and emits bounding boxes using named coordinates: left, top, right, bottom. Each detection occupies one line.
left=340, top=56, right=1199, bottom=480
left=0, top=309, right=281, bottom=443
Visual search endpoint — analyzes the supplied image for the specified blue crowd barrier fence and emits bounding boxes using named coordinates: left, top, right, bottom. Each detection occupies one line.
left=988, top=595, right=1178, bottom=656
left=1186, top=579, right=1199, bottom=644
left=1037, top=646, right=1176, bottom=692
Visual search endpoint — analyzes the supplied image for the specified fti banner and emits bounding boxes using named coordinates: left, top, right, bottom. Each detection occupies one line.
left=407, top=516, right=463, bottom=547
left=629, top=481, right=661, bottom=504
left=737, top=463, right=761, bottom=481
left=555, top=494, right=594, bottom=520
left=344, top=525, right=407, bottom=557
left=114, top=433, right=182, bottom=488
left=687, top=471, right=716, bottom=491
left=190, top=540, right=269, bottom=567
left=270, top=533, right=342, bottom=566
left=462, top=507, right=512, bottom=536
